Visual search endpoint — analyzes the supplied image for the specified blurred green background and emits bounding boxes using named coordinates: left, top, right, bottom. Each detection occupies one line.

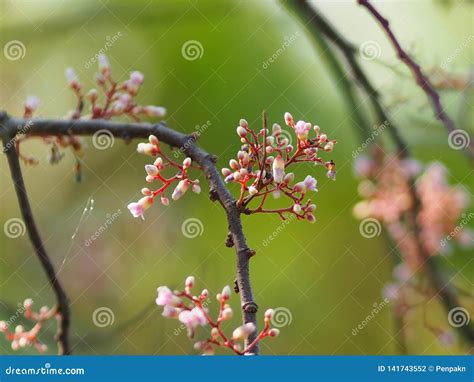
left=0, top=0, right=473, bottom=355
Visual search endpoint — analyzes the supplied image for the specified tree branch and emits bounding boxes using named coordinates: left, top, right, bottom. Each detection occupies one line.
left=1, top=116, right=71, bottom=355
left=0, top=112, right=259, bottom=353
left=358, top=0, right=474, bottom=161
left=284, top=0, right=474, bottom=346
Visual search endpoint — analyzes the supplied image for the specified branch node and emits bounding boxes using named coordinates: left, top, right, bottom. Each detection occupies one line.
left=242, top=301, right=258, bottom=314
left=234, top=279, right=240, bottom=294
left=225, top=232, right=234, bottom=248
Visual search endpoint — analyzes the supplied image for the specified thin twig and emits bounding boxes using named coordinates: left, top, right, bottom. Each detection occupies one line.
left=358, top=0, right=474, bottom=161
left=0, top=112, right=260, bottom=353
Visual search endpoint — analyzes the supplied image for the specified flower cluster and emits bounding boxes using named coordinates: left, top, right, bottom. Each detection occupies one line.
left=223, top=113, right=337, bottom=221
left=17, top=54, right=166, bottom=180
left=353, top=151, right=472, bottom=347
left=127, top=135, right=200, bottom=219
left=156, top=276, right=279, bottom=355
left=0, top=299, right=57, bottom=353
left=354, top=155, right=472, bottom=263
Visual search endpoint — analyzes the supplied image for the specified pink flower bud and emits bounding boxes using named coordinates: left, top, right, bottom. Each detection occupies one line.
left=232, top=323, right=256, bottom=340
left=98, top=54, right=111, bottom=76
left=221, top=285, right=231, bottom=301
left=192, top=183, right=201, bottom=194
left=65, top=68, right=81, bottom=90
left=200, top=289, right=209, bottom=298
left=137, top=142, right=159, bottom=156
left=183, top=157, right=192, bottom=168
left=239, top=119, right=248, bottom=128
left=272, top=155, right=285, bottom=184
left=268, top=328, right=280, bottom=337
left=324, top=141, right=334, bottom=152
left=141, top=187, right=152, bottom=195
left=23, top=298, right=33, bottom=309
left=24, top=95, right=40, bottom=112
left=236, top=126, right=247, bottom=137
left=161, top=196, right=169, bottom=206
left=313, top=125, right=320, bottom=134
left=87, top=89, right=98, bottom=102
left=185, top=276, right=195, bottom=288
left=146, top=175, right=154, bottom=183
left=222, top=168, right=232, bottom=177
left=264, top=309, right=274, bottom=320
left=229, top=159, right=239, bottom=170
left=284, top=112, right=294, bottom=126
left=145, top=164, right=159, bottom=176
left=172, top=180, right=189, bottom=200
left=272, top=123, right=282, bottom=136
left=293, top=204, right=302, bottom=213
left=143, top=106, right=166, bottom=118
left=248, top=186, right=258, bottom=196
left=0, top=321, right=8, bottom=332
left=154, top=157, right=163, bottom=168
left=149, top=135, right=159, bottom=145
left=222, top=307, right=233, bottom=320
left=130, top=71, right=144, bottom=85
left=211, top=327, right=219, bottom=339
left=319, top=134, right=327, bottom=143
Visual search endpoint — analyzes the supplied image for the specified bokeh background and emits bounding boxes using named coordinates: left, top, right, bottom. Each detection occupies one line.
left=0, top=0, right=472, bottom=355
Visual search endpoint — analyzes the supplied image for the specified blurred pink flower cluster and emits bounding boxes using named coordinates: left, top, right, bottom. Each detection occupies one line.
left=0, top=299, right=57, bottom=353
left=354, top=155, right=472, bottom=267
left=155, top=276, right=279, bottom=355
left=18, top=54, right=166, bottom=178
left=354, top=152, right=473, bottom=347
left=223, top=113, right=337, bottom=221
left=127, top=135, right=201, bottom=219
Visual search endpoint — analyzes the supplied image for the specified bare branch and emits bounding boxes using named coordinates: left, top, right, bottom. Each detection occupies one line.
left=358, top=0, right=474, bottom=161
